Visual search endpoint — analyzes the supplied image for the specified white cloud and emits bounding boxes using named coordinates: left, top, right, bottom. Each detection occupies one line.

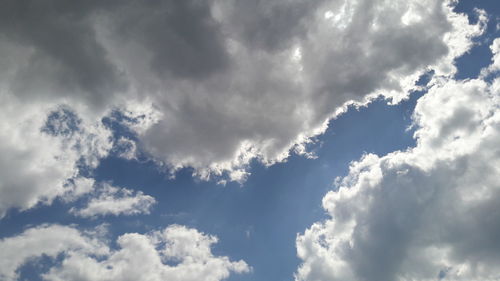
left=0, top=224, right=108, bottom=281
left=114, top=137, right=138, bottom=160
left=0, top=224, right=250, bottom=281
left=0, top=0, right=486, bottom=186
left=295, top=48, right=500, bottom=280
left=491, top=38, right=500, bottom=71
left=70, top=183, right=156, bottom=218
left=0, top=101, right=112, bottom=218
left=481, top=37, right=500, bottom=76
left=61, top=177, right=96, bottom=202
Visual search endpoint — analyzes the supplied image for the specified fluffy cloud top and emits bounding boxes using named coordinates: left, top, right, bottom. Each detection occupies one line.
left=295, top=49, right=500, bottom=280
left=0, top=224, right=249, bottom=281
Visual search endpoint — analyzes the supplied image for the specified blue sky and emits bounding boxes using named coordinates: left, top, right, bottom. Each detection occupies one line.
left=0, top=1, right=499, bottom=281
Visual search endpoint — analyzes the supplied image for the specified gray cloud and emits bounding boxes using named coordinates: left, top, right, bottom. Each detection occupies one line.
left=0, top=0, right=487, bottom=217
left=213, top=0, right=322, bottom=51
left=128, top=0, right=484, bottom=179
left=0, top=0, right=125, bottom=108
left=111, top=0, right=230, bottom=80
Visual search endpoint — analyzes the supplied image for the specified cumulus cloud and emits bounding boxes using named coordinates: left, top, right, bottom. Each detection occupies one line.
left=0, top=103, right=112, bottom=218
left=131, top=0, right=485, bottom=179
left=0, top=224, right=249, bottom=281
left=481, top=37, right=500, bottom=76
left=0, top=0, right=486, bottom=188
left=295, top=50, right=500, bottom=280
left=0, top=224, right=107, bottom=281
left=70, top=183, right=156, bottom=218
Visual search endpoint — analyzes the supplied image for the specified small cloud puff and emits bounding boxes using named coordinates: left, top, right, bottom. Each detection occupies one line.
left=70, top=183, right=156, bottom=218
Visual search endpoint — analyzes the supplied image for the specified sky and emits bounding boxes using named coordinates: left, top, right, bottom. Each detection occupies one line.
left=0, top=1, right=499, bottom=281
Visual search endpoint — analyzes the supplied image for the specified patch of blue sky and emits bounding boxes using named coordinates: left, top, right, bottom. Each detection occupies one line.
left=453, top=0, right=500, bottom=80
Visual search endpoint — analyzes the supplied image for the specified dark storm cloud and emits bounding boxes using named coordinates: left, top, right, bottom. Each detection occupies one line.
left=111, top=0, right=230, bottom=80
left=0, top=0, right=125, bottom=106
left=0, top=0, right=230, bottom=106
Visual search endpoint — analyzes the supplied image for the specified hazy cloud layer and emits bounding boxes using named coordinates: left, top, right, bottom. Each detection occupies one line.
left=0, top=0, right=485, bottom=192
left=295, top=53, right=500, bottom=280
left=0, top=224, right=249, bottom=281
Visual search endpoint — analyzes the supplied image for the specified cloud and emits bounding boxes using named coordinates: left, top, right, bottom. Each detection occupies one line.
left=70, top=183, right=156, bottom=218
left=0, top=103, right=112, bottom=218
left=0, top=224, right=107, bottom=281
left=0, top=0, right=486, bottom=187
left=295, top=49, right=500, bottom=280
left=0, top=0, right=126, bottom=109
left=0, top=224, right=250, bottom=281
left=481, top=37, right=500, bottom=76
left=490, top=38, right=500, bottom=71
left=132, top=0, right=485, bottom=179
